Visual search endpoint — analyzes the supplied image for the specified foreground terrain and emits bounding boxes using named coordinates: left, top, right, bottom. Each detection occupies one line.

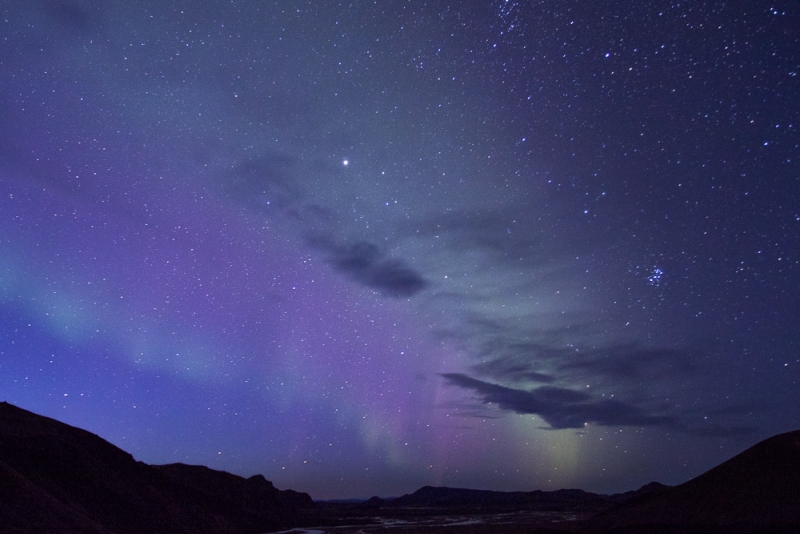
left=1, top=402, right=799, bottom=533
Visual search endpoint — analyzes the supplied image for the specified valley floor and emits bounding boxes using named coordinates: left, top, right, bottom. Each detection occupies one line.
left=274, top=507, right=583, bottom=533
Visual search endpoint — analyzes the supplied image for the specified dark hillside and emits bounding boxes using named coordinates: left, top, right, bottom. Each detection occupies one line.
left=592, top=429, right=800, bottom=532
left=0, top=401, right=313, bottom=534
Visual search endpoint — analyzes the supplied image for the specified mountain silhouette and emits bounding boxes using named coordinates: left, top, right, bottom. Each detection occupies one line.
left=388, top=485, right=609, bottom=511
left=592, top=429, right=800, bottom=532
left=0, top=401, right=313, bottom=534
left=2, top=401, right=799, bottom=533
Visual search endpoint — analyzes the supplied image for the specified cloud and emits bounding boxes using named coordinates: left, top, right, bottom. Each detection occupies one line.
left=555, top=344, right=696, bottom=382
left=328, top=241, right=427, bottom=298
left=440, top=373, right=677, bottom=429
left=442, top=338, right=756, bottom=436
left=413, top=208, right=548, bottom=265
left=414, top=205, right=749, bottom=434
left=471, top=363, right=554, bottom=384
left=451, top=328, right=697, bottom=392
left=223, top=157, right=428, bottom=298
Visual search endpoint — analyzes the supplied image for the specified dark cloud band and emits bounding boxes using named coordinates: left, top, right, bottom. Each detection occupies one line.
left=330, top=241, right=427, bottom=298
left=441, top=373, right=676, bottom=429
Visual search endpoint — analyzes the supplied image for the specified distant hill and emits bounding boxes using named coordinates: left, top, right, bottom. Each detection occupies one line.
left=592, top=429, right=800, bottom=532
left=0, top=401, right=314, bottom=534
left=349, top=430, right=800, bottom=533
left=388, top=485, right=610, bottom=512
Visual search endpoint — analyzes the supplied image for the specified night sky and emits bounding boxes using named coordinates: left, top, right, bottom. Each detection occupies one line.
left=1, top=1, right=799, bottom=500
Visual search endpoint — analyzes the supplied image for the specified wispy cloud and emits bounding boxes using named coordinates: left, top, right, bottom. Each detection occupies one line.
left=223, top=156, right=428, bottom=298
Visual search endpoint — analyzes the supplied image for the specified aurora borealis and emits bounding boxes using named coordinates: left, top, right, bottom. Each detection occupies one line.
left=1, top=1, right=799, bottom=499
